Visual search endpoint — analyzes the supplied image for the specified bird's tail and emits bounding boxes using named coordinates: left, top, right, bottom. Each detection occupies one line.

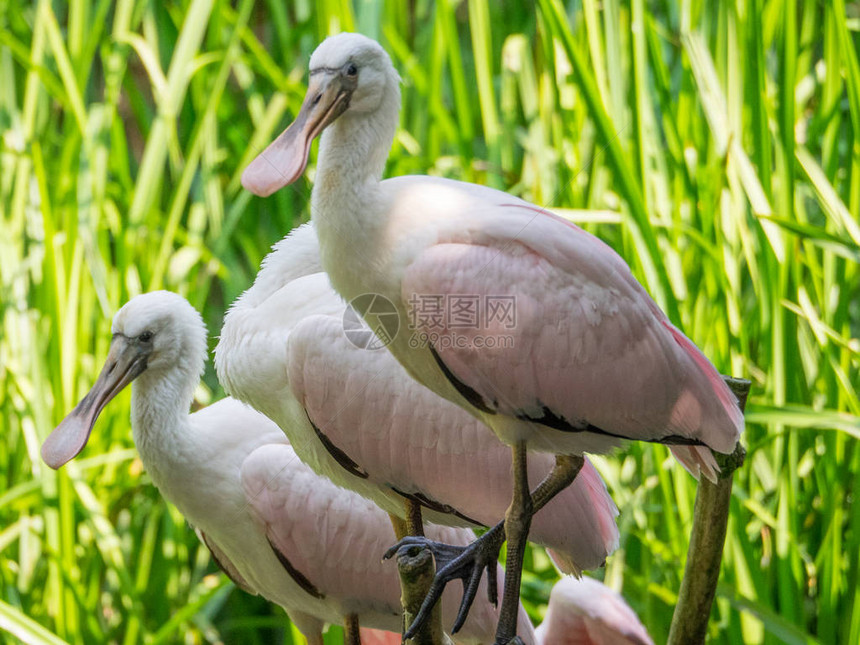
left=543, top=459, right=619, bottom=575
left=546, top=549, right=582, bottom=577
left=669, top=445, right=720, bottom=483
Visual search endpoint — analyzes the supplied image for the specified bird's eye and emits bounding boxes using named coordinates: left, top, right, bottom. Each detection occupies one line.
left=346, top=63, right=358, bottom=76
left=138, top=331, right=154, bottom=343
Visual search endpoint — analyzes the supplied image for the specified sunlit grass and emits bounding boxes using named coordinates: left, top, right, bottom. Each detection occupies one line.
left=1, top=1, right=858, bottom=643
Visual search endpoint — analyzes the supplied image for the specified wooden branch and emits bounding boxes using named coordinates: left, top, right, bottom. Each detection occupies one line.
left=395, top=544, right=451, bottom=645
left=667, top=376, right=751, bottom=645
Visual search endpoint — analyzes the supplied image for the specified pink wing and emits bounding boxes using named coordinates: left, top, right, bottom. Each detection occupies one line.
left=241, top=442, right=529, bottom=642
left=401, top=204, right=742, bottom=456
left=242, top=443, right=401, bottom=616
left=535, top=576, right=654, bottom=645
left=287, top=314, right=618, bottom=572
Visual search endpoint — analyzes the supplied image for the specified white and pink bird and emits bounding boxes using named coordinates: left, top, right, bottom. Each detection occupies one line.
left=242, top=32, right=744, bottom=642
left=536, top=577, right=654, bottom=645
left=40, top=292, right=534, bottom=645
left=215, top=223, right=620, bottom=583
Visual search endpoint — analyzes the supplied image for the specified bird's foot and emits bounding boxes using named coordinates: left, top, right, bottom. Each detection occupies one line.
left=383, top=521, right=506, bottom=638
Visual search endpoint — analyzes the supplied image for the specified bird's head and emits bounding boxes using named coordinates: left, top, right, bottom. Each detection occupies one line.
left=241, top=33, right=399, bottom=196
left=41, top=292, right=206, bottom=469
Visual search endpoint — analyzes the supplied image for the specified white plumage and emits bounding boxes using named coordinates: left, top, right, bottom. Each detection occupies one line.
left=240, top=32, right=743, bottom=641
left=215, top=224, right=620, bottom=575
left=41, top=292, right=533, bottom=644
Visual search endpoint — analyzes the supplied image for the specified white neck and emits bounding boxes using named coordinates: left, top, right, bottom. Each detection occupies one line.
left=130, top=365, right=198, bottom=476
left=311, top=74, right=400, bottom=241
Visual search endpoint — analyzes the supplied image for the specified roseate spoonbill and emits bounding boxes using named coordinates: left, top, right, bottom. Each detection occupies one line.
left=40, top=292, right=534, bottom=645
left=241, top=33, right=743, bottom=643
left=535, top=577, right=654, bottom=645
left=215, top=223, right=619, bottom=575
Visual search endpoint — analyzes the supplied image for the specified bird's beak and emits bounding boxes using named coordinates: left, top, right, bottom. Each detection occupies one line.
left=242, top=71, right=356, bottom=197
left=41, top=336, right=149, bottom=469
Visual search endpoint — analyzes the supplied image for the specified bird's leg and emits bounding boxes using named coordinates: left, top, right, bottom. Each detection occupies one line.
left=530, top=454, right=585, bottom=513
left=387, top=500, right=424, bottom=542
left=406, top=498, right=425, bottom=537
left=493, top=441, right=532, bottom=644
left=494, top=453, right=584, bottom=644
left=389, top=513, right=410, bottom=541
left=385, top=452, right=586, bottom=641
left=343, top=613, right=360, bottom=645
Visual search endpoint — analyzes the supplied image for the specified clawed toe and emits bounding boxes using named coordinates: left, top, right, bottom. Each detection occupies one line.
left=383, top=535, right=466, bottom=564
left=384, top=523, right=506, bottom=639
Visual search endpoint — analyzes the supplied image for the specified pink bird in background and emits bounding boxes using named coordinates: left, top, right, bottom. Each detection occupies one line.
left=241, top=32, right=744, bottom=642
left=535, top=577, right=654, bottom=645
left=40, top=292, right=534, bottom=645
left=358, top=628, right=403, bottom=645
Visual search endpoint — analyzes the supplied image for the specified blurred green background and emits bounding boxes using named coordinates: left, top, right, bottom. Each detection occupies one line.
left=1, top=0, right=858, bottom=643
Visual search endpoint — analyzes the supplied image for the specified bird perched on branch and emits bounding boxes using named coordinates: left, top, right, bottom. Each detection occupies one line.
left=215, top=223, right=619, bottom=577
left=41, top=292, right=533, bottom=644
left=242, top=32, right=743, bottom=643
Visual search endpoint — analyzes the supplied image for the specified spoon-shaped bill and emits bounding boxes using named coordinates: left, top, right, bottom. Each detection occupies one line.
left=41, top=337, right=148, bottom=469
left=242, top=71, right=355, bottom=197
